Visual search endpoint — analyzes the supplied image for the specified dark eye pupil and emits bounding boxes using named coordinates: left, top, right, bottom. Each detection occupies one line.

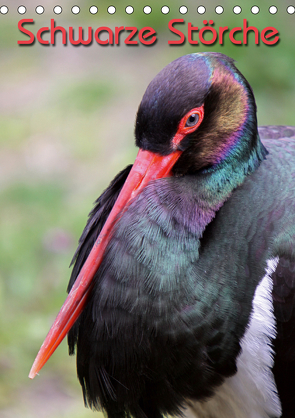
left=186, top=113, right=199, bottom=127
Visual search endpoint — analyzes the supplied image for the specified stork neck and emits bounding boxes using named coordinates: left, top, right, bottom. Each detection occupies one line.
left=169, top=134, right=267, bottom=239
left=195, top=133, right=267, bottom=205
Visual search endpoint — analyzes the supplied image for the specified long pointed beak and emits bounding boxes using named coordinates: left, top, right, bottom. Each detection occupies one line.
left=29, top=148, right=182, bottom=379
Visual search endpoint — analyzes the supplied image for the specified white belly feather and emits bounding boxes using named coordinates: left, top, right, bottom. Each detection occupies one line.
left=183, top=258, right=282, bottom=418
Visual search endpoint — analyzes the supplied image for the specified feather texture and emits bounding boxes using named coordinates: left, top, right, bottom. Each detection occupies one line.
left=65, top=54, right=295, bottom=418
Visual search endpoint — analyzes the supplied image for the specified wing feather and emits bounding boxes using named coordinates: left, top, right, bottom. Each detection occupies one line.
left=272, top=257, right=295, bottom=417
left=67, top=165, right=132, bottom=354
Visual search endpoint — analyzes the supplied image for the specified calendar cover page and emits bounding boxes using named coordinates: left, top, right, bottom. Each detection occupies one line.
left=0, top=1, right=294, bottom=417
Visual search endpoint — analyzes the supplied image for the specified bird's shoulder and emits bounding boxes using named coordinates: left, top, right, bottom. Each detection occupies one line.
left=258, top=125, right=295, bottom=140
left=258, top=126, right=295, bottom=332
left=257, top=128, right=295, bottom=417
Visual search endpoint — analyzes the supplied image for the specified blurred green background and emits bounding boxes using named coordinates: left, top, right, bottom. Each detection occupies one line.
left=0, top=0, right=294, bottom=417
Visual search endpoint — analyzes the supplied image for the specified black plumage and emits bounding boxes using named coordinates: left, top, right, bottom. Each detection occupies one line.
left=68, top=127, right=295, bottom=418
left=30, top=54, right=295, bottom=418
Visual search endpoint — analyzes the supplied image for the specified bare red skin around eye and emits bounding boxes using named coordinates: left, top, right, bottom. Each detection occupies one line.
left=172, top=104, right=204, bottom=149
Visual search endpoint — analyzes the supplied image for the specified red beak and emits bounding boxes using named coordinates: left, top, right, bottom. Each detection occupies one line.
left=29, top=148, right=182, bottom=379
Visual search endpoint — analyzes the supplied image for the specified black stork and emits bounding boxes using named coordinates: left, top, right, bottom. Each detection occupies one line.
left=30, top=52, right=295, bottom=418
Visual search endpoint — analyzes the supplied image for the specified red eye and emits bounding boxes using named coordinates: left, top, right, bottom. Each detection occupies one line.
left=172, top=105, right=204, bottom=149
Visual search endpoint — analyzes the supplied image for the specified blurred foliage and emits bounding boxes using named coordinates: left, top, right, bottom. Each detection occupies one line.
left=0, top=0, right=294, bottom=416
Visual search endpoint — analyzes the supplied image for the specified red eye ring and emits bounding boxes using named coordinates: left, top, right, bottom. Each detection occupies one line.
left=179, top=105, right=205, bottom=135
left=172, top=104, right=204, bottom=149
